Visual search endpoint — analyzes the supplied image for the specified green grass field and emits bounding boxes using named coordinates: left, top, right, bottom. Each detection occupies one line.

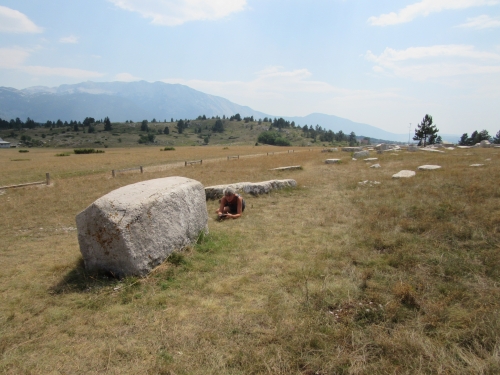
left=1, top=145, right=499, bottom=374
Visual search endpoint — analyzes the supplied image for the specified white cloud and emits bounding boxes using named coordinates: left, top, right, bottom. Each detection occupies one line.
left=0, top=47, right=31, bottom=68
left=0, top=5, right=43, bottom=33
left=0, top=47, right=104, bottom=79
left=369, top=0, right=500, bottom=26
left=115, top=72, right=141, bottom=81
left=457, top=14, right=500, bottom=28
left=366, top=45, right=500, bottom=80
left=59, top=35, right=79, bottom=44
left=108, top=0, right=246, bottom=26
left=162, top=67, right=401, bottom=116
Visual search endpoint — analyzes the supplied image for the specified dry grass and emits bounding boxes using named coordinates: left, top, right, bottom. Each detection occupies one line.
left=1, top=146, right=499, bottom=374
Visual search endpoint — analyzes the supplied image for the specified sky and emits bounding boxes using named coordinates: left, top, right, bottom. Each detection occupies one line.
left=0, top=0, right=499, bottom=135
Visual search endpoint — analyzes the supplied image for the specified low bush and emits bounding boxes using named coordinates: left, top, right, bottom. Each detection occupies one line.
left=257, top=131, right=291, bottom=146
left=73, top=148, right=105, bottom=154
left=161, top=147, right=175, bottom=151
left=18, top=149, right=29, bottom=153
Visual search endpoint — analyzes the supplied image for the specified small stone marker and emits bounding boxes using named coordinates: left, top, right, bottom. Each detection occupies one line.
left=420, top=148, right=445, bottom=153
left=418, top=165, right=442, bottom=170
left=392, top=170, right=416, bottom=178
left=342, top=147, right=363, bottom=152
left=358, top=180, right=381, bottom=186
left=325, top=159, right=341, bottom=164
left=353, top=150, right=370, bottom=158
left=470, top=164, right=484, bottom=167
left=270, top=165, right=302, bottom=171
left=370, top=164, right=381, bottom=168
left=364, top=158, right=378, bottom=162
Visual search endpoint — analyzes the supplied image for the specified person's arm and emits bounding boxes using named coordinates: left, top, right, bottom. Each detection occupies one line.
left=216, top=197, right=227, bottom=215
left=227, top=197, right=243, bottom=219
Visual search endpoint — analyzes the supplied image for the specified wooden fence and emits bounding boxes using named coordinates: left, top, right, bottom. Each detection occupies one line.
left=185, top=160, right=202, bottom=166
left=0, top=173, right=51, bottom=190
left=112, top=166, right=143, bottom=177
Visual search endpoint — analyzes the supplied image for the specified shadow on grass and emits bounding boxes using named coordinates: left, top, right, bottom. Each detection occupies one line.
left=49, top=257, right=119, bottom=294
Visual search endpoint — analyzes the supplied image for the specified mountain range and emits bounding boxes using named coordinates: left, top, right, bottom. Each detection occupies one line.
left=0, top=81, right=460, bottom=142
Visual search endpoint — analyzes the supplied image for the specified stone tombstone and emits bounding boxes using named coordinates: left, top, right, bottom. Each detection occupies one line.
left=392, top=170, right=416, bottom=178
left=76, top=177, right=208, bottom=277
left=204, top=179, right=297, bottom=200
left=418, top=165, right=441, bottom=171
left=342, top=147, right=363, bottom=152
left=353, top=150, right=370, bottom=158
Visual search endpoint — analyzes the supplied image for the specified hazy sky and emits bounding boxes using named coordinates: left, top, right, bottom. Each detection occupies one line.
left=0, top=0, right=499, bottom=135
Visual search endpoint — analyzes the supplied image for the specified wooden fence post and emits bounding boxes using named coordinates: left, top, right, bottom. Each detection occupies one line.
left=112, top=170, right=115, bottom=178
left=46, top=173, right=51, bottom=185
left=140, top=166, right=143, bottom=173
left=200, top=160, right=203, bottom=165
left=185, top=161, right=187, bottom=166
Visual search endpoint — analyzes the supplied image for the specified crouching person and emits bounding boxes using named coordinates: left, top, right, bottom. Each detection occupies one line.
left=216, top=187, right=245, bottom=220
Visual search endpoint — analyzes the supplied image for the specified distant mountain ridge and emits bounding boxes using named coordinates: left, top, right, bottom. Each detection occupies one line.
left=0, top=81, right=460, bottom=142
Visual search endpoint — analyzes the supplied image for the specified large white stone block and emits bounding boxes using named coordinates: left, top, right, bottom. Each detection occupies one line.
left=76, top=177, right=208, bottom=277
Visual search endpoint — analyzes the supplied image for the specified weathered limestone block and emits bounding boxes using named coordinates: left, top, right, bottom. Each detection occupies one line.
left=321, top=148, right=338, bottom=153
left=480, top=140, right=491, bottom=148
left=364, top=158, right=378, bottom=162
left=342, top=147, right=363, bottom=152
left=420, top=148, right=445, bottom=153
left=204, top=179, right=297, bottom=200
left=76, top=177, right=208, bottom=277
left=370, top=164, right=381, bottom=168
left=325, top=159, right=341, bottom=164
left=392, top=170, right=416, bottom=178
left=375, top=143, right=388, bottom=151
left=270, top=165, right=302, bottom=171
left=353, top=150, right=370, bottom=158
left=418, top=165, right=441, bottom=170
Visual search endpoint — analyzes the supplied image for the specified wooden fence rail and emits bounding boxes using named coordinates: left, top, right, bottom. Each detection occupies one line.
left=0, top=173, right=51, bottom=190
left=112, top=166, right=143, bottom=177
left=185, top=160, right=202, bottom=166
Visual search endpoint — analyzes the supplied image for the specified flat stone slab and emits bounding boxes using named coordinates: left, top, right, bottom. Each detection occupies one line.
left=358, top=180, right=381, bottom=186
left=392, top=170, right=416, bottom=179
left=470, top=164, right=484, bottom=167
left=457, top=146, right=471, bottom=149
left=353, top=150, right=370, bottom=158
left=420, top=148, right=445, bottom=153
left=370, top=164, right=381, bottom=168
left=325, top=159, right=341, bottom=164
left=76, top=177, right=208, bottom=277
left=342, top=147, right=363, bottom=152
left=364, top=158, right=378, bottom=162
left=205, top=179, right=297, bottom=200
left=418, top=165, right=442, bottom=170
left=270, top=165, right=302, bottom=171
left=321, top=148, right=338, bottom=153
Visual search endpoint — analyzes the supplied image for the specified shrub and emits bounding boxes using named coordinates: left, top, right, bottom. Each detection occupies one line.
left=18, top=149, right=29, bottom=153
left=257, top=131, right=291, bottom=146
left=55, top=153, right=70, bottom=157
left=73, top=148, right=105, bottom=154
left=161, top=147, right=175, bottom=151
